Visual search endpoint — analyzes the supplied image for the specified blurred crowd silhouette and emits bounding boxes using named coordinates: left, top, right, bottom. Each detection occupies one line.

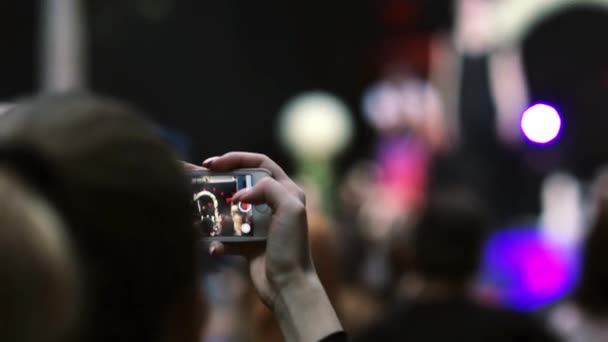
left=3, top=0, right=608, bottom=341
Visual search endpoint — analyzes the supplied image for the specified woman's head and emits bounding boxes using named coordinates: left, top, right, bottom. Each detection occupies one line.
left=0, top=93, right=203, bottom=342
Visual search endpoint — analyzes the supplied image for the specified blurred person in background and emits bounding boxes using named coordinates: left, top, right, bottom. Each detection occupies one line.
left=335, top=68, right=449, bottom=330
left=355, top=189, right=556, bottom=342
left=0, top=152, right=81, bottom=342
left=230, top=204, right=244, bottom=236
left=0, top=93, right=206, bottom=342
left=0, top=93, right=344, bottom=342
left=548, top=168, right=608, bottom=342
left=333, top=162, right=385, bottom=333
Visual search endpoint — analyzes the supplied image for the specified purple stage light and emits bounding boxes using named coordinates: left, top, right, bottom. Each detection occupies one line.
left=521, top=104, right=562, bottom=144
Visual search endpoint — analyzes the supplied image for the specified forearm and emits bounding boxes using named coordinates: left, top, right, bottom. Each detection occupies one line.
left=273, top=272, right=343, bottom=342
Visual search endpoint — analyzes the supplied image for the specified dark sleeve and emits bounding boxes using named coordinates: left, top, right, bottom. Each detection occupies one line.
left=319, top=331, right=348, bottom=342
left=352, top=317, right=396, bottom=342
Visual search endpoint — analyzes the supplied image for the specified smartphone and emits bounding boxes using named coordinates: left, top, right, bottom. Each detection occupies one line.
left=190, top=168, right=271, bottom=242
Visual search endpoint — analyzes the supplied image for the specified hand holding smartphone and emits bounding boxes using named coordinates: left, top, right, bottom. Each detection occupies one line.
left=198, top=152, right=343, bottom=341
left=190, top=169, right=271, bottom=242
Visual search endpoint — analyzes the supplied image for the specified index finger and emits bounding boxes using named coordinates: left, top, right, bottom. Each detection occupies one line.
left=203, top=152, right=290, bottom=182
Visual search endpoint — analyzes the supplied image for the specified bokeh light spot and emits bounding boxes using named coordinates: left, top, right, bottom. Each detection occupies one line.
left=480, top=227, right=580, bottom=312
left=521, top=104, right=562, bottom=144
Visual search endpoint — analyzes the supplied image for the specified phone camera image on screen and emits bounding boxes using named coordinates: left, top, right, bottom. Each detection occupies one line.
left=191, top=174, right=254, bottom=237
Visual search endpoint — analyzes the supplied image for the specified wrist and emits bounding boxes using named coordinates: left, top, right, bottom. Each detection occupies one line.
left=273, top=271, right=343, bottom=342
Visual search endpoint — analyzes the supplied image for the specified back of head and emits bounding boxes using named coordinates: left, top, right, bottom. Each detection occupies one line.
left=0, top=93, right=201, bottom=342
left=0, top=169, right=80, bottom=342
left=411, top=189, right=487, bottom=285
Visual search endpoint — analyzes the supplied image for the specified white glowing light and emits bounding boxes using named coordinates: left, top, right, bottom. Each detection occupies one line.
left=278, top=91, right=354, bottom=160
left=241, top=223, right=251, bottom=234
left=521, top=104, right=561, bottom=144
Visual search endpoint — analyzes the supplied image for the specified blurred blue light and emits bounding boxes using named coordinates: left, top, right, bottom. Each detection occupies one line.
left=480, top=227, right=580, bottom=312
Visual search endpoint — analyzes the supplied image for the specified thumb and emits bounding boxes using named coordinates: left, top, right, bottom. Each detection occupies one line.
left=232, top=177, right=288, bottom=212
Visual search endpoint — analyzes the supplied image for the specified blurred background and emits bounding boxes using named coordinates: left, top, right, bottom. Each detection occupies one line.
left=3, top=0, right=608, bottom=340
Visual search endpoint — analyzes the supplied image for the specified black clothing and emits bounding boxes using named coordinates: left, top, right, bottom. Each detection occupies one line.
left=320, top=331, right=348, bottom=342
left=355, top=297, right=556, bottom=342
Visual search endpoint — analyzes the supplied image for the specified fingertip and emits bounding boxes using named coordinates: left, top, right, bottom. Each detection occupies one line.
left=232, top=188, right=250, bottom=203
left=202, top=156, right=219, bottom=167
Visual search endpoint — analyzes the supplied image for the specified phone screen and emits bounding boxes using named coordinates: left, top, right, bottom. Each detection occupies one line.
left=191, top=174, right=254, bottom=237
